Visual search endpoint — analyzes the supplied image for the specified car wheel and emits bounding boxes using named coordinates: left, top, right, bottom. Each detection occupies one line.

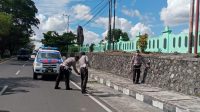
left=33, top=73, right=38, bottom=80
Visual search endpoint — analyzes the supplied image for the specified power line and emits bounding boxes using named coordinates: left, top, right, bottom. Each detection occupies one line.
left=82, top=1, right=109, bottom=27
left=76, top=0, right=106, bottom=26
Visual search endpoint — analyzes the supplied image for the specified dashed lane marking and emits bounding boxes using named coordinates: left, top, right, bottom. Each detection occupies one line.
left=0, top=85, right=8, bottom=95
left=16, top=70, right=20, bottom=75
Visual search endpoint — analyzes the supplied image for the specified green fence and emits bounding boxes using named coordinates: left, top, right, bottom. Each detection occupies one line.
left=80, top=27, right=200, bottom=53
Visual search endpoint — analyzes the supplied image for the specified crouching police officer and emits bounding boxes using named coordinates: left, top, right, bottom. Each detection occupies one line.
left=55, top=56, right=80, bottom=90
left=79, top=52, right=89, bottom=94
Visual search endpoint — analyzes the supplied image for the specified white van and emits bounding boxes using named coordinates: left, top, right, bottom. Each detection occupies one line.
left=33, top=49, right=63, bottom=79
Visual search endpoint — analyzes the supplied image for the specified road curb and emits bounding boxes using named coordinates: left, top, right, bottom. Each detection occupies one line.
left=0, top=56, right=14, bottom=64
left=89, top=73, right=196, bottom=112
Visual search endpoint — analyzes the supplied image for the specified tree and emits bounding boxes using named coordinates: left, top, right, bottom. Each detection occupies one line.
left=106, top=29, right=130, bottom=42
left=41, top=31, right=77, bottom=53
left=0, top=12, right=12, bottom=36
left=0, top=0, right=39, bottom=55
left=136, top=34, right=148, bottom=53
left=89, top=43, right=95, bottom=52
left=0, top=12, right=13, bottom=57
left=0, top=0, right=39, bottom=36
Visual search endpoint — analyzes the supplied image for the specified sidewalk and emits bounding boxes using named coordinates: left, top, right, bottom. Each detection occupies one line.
left=88, top=68, right=200, bottom=112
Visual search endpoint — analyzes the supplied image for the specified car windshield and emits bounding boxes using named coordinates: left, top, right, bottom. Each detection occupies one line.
left=37, top=52, right=61, bottom=59
left=19, top=50, right=29, bottom=55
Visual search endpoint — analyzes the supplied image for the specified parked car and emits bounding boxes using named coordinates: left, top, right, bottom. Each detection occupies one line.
left=33, top=48, right=63, bottom=79
left=17, top=48, right=30, bottom=60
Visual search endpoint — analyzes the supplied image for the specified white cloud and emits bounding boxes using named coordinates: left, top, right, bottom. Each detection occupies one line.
left=95, top=16, right=132, bottom=32
left=95, top=17, right=153, bottom=39
left=41, top=15, right=66, bottom=31
left=122, top=9, right=141, bottom=18
left=130, top=23, right=154, bottom=39
left=160, top=0, right=190, bottom=26
left=72, top=4, right=93, bottom=20
left=34, top=0, right=70, bottom=15
left=181, top=28, right=189, bottom=34
left=102, top=30, right=108, bottom=39
left=84, top=30, right=101, bottom=44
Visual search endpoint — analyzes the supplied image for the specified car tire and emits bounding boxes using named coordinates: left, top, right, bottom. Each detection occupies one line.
left=33, top=73, right=38, bottom=80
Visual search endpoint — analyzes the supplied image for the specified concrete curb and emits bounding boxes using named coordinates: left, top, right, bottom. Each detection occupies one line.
left=89, top=73, right=199, bottom=112
left=0, top=56, right=14, bottom=63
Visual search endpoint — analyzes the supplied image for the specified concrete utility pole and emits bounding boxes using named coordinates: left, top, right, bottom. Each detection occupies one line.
left=108, top=0, right=112, bottom=50
left=112, top=0, right=116, bottom=50
left=63, top=14, right=70, bottom=33
left=194, top=0, right=199, bottom=57
left=188, top=0, right=195, bottom=53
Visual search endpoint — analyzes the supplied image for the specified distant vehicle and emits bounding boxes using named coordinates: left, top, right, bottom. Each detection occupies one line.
left=33, top=47, right=63, bottom=79
left=17, top=48, right=30, bottom=60
left=30, top=52, right=36, bottom=61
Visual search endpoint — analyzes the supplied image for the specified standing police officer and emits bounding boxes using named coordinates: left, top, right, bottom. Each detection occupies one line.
left=131, top=50, right=146, bottom=84
left=79, top=52, right=89, bottom=94
left=55, top=56, right=80, bottom=90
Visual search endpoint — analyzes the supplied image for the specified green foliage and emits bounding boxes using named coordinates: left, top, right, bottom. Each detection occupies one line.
left=89, top=43, right=95, bottom=52
left=69, top=45, right=79, bottom=53
left=136, top=34, right=148, bottom=53
left=41, top=31, right=77, bottom=53
left=0, top=0, right=39, bottom=56
left=0, top=12, right=12, bottom=36
left=106, top=29, right=129, bottom=42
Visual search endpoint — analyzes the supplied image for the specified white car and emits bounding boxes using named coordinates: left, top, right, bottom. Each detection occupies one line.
left=33, top=49, right=63, bottom=79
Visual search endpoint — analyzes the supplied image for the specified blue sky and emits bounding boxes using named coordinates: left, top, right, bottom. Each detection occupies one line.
left=32, top=0, right=190, bottom=48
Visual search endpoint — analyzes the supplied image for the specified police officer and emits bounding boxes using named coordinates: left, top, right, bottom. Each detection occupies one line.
left=79, top=52, right=89, bottom=94
left=131, top=50, right=146, bottom=84
left=55, top=56, right=80, bottom=90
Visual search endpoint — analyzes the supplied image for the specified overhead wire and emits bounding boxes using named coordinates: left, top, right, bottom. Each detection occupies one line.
left=82, top=1, right=109, bottom=27
left=75, top=0, right=106, bottom=26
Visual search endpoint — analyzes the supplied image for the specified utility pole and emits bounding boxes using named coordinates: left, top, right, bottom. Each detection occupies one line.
left=112, top=0, right=116, bottom=50
left=194, top=0, right=199, bottom=57
left=188, top=0, right=195, bottom=53
left=63, top=14, right=70, bottom=33
left=108, top=0, right=112, bottom=50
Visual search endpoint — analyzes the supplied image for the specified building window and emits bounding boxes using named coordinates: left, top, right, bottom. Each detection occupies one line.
left=149, top=40, right=151, bottom=49
left=179, top=36, right=182, bottom=47
left=153, top=40, right=155, bottom=49
left=199, top=35, right=200, bottom=46
left=185, top=36, right=188, bottom=47
left=163, top=38, right=167, bottom=49
left=132, top=42, right=134, bottom=49
left=173, top=38, right=176, bottom=48
left=192, top=35, right=194, bottom=47
left=157, top=40, right=159, bottom=48
left=130, top=43, right=132, bottom=49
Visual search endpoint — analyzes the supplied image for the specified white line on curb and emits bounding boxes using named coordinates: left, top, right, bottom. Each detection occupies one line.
left=70, top=81, right=113, bottom=112
left=0, top=85, right=8, bottom=95
left=16, top=70, right=20, bottom=75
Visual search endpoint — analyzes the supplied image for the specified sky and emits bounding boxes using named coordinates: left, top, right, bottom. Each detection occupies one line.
left=31, top=0, right=191, bottom=48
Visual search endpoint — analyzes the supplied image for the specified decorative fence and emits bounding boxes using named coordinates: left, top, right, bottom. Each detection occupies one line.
left=80, top=27, right=200, bottom=53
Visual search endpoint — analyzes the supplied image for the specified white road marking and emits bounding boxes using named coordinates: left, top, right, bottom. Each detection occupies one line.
left=0, top=85, right=8, bottom=95
left=16, top=70, right=20, bottom=75
left=70, top=81, right=113, bottom=112
left=23, top=64, right=26, bottom=67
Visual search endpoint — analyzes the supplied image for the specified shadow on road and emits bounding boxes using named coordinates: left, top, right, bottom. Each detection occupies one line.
left=0, top=77, right=38, bottom=95
left=0, top=110, right=10, bottom=112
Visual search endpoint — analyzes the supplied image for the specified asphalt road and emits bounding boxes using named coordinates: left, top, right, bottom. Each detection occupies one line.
left=0, top=58, right=163, bottom=112
left=0, top=58, right=111, bottom=112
